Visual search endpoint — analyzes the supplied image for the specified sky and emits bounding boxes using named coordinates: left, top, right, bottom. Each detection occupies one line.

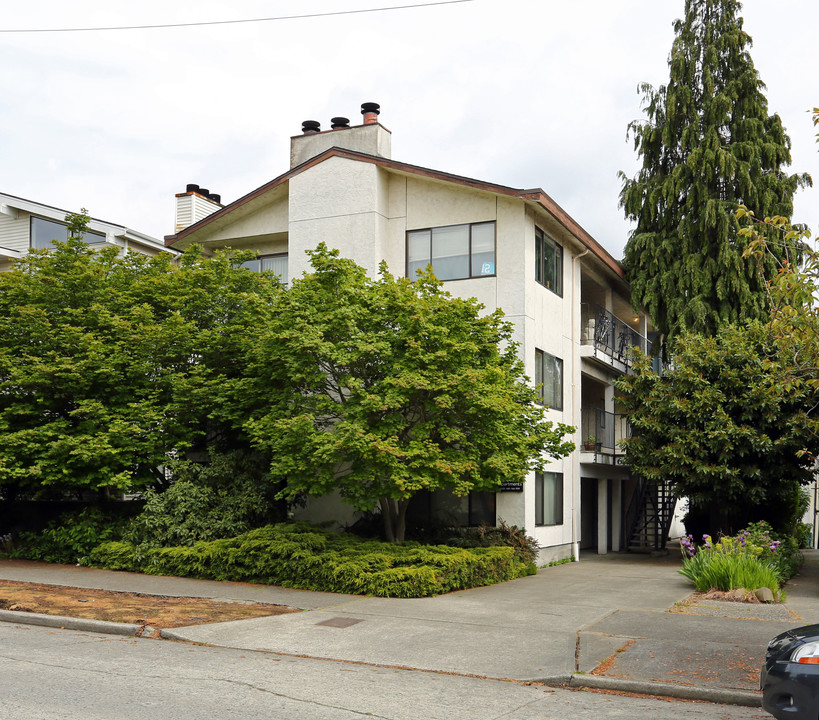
left=2, top=0, right=817, bottom=261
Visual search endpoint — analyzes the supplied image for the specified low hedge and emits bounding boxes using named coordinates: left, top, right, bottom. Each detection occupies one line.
left=84, top=523, right=536, bottom=597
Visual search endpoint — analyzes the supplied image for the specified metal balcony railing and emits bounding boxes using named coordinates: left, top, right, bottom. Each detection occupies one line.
left=580, top=407, right=630, bottom=454
left=580, top=302, right=651, bottom=367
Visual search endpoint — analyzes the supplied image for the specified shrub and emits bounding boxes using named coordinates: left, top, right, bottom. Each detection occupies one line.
left=438, top=522, right=540, bottom=565
left=741, top=521, right=802, bottom=581
left=124, top=452, right=285, bottom=548
left=680, top=551, right=781, bottom=594
left=9, top=507, right=130, bottom=564
left=124, top=480, right=261, bottom=548
left=678, top=520, right=802, bottom=595
left=795, top=522, right=813, bottom=550
left=87, top=523, right=536, bottom=597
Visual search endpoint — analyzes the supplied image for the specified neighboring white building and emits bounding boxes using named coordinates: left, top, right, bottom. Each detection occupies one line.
left=0, top=192, right=171, bottom=272
left=165, top=104, right=665, bottom=562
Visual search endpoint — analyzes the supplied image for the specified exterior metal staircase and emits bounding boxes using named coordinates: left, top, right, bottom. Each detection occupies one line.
left=623, top=478, right=675, bottom=552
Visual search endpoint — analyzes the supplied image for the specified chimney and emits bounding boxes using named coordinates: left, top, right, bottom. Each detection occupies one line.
left=361, top=102, right=380, bottom=125
left=174, top=184, right=223, bottom=233
left=290, top=102, right=391, bottom=168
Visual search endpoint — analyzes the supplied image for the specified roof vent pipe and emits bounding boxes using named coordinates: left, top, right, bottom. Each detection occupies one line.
left=302, top=120, right=321, bottom=134
left=331, top=116, right=350, bottom=130
left=361, top=102, right=380, bottom=125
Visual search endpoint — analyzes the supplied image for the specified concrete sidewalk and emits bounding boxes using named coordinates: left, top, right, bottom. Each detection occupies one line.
left=4, top=550, right=819, bottom=705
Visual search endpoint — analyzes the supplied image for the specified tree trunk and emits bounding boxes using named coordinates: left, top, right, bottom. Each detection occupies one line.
left=379, top=497, right=396, bottom=543
left=380, top=497, right=411, bottom=543
left=394, top=499, right=410, bottom=543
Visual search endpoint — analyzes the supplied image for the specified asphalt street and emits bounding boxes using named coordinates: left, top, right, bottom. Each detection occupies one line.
left=0, top=622, right=768, bottom=720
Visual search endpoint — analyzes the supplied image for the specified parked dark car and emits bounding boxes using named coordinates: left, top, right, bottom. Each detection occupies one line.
left=762, top=623, right=819, bottom=719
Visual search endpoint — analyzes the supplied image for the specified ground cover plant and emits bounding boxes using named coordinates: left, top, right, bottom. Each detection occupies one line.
left=86, top=523, right=536, bottom=598
left=678, top=521, right=801, bottom=595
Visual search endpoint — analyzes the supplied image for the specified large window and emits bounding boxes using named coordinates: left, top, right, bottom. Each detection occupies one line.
left=535, top=471, right=563, bottom=526
left=535, top=227, right=562, bottom=296
left=407, top=489, right=496, bottom=527
left=30, top=216, right=106, bottom=250
left=407, top=221, right=495, bottom=281
left=535, top=349, right=563, bottom=410
left=239, top=253, right=288, bottom=283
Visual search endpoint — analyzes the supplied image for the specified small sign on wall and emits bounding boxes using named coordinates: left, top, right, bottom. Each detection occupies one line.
left=498, top=481, right=524, bottom=492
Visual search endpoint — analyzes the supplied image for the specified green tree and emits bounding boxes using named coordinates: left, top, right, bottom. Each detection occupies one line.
left=615, top=323, right=818, bottom=535
left=0, top=219, right=279, bottom=499
left=737, top=108, right=819, bottom=390
left=620, top=0, right=810, bottom=353
left=239, top=245, right=574, bottom=542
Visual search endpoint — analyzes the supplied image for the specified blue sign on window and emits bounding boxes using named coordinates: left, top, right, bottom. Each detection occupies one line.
left=480, top=262, right=495, bottom=275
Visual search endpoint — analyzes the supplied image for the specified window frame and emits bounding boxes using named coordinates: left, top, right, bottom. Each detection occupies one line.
left=30, top=216, right=107, bottom=250
left=239, top=252, right=288, bottom=283
left=534, top=348, right=564, bottom=411
left=535, top=226, right=563, bottom=296
left=406, top=221, right=496, bottom=281
left=535, top=471, right=564, bottom=527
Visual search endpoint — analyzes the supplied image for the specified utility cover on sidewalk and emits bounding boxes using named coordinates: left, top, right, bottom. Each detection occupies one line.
left=316, top=617, right=364, bottom=628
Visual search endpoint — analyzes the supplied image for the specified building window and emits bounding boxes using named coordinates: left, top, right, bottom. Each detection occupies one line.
left=535, top=349, right=563, bottom=410
left=535, top=227, right=562, bottom=296
left=535, top=471, right=563, bottom=526
left=467, top=491, right=496, bottom=526
left=407, top=221, right=495, bottom=281
left=239, top=253, right=288, bottom=283
left=30, top=216, right=106, bottom=250
left=408, top=489, right=496, bottom=527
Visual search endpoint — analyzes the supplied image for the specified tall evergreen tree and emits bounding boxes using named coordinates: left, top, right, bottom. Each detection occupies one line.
left=620, top=0, right=810, bottom=352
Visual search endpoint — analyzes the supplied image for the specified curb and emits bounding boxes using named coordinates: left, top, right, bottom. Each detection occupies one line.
left=0, top=609, right=144, bottom=637
left=569, top=673, right=762, bottom=707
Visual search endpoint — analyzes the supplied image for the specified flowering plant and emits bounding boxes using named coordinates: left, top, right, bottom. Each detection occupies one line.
left=678, top=521, right=801, bottom=592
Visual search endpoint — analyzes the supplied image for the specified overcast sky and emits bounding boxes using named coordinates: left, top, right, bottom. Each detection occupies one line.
left=2, top=0, right=817, bottom=260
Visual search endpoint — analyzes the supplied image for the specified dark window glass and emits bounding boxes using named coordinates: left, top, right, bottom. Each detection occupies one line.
left=535, top=227, right=563, bottom=296
left=30, top=217, right=105, bottom=250
left=468, top=491, right=496, bottom=526
left=407, top=222, right=495, bottom=281
left=535, top=349, right=563, bottom=410
left=535, top=472, right=563, bottom=526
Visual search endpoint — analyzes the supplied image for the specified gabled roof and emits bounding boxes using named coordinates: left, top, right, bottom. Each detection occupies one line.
left=164, top=148, right=624, bottom=280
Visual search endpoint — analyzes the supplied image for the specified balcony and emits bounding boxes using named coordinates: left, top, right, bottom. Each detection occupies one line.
left=580, top=302, right=651, bottom=372
left=580, top=407, right=630, bottom=466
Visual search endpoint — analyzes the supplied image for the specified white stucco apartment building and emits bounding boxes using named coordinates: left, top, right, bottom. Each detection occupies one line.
left=165, top=104, right=663, bottom=562
left=0, top=192, right=170, bottom=272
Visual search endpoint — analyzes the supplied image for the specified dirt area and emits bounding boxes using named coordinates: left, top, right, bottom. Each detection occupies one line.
left=0, top=579, right=300, bottom=630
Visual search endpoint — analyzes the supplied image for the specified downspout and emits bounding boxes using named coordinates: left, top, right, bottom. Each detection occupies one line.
left=571, top=248, right=590, bottom=561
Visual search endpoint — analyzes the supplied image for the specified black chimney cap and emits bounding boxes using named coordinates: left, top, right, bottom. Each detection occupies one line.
left=209, top=194, right=221, bottom=204
left=198, top=188, right=210, bottom=197
left=331, top=116, right=350, bottom=129
left=361, top=102, right=380, bottom=115
left=186, top=183, right=200, bottom=193
left=302, top=120, right=321, bottom=133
